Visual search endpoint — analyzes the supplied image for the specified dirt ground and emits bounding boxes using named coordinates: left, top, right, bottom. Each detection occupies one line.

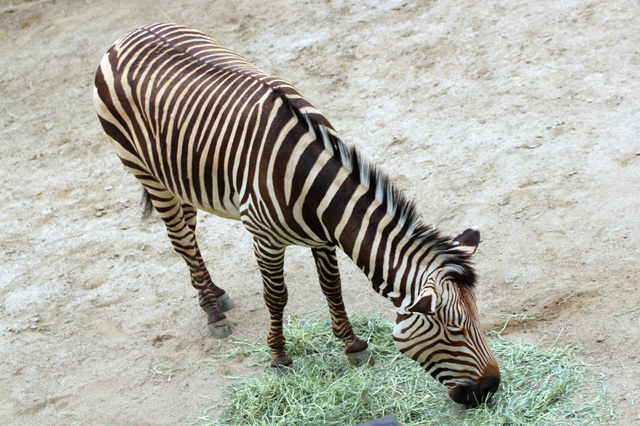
left=1, top=0, right=639, bottom=424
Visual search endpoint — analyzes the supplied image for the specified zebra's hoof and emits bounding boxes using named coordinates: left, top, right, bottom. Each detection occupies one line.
left=216, top=293, right=235, bottom=312
left=208, top=318, right=231, bottom=339
left=347, top=346, right=375, bottom=367
left=271, top=363, right=294, bottom=376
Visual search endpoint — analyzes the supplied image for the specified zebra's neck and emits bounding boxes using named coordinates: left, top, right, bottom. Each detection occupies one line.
left=303, top=120, right=449, bottom=306
left=329, top=188, right=445, bottom=306
left=274, top=104, right=463, bottom=308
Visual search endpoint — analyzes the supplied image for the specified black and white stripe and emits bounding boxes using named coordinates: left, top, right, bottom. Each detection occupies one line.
left=94, top=23, right=499, bottom=404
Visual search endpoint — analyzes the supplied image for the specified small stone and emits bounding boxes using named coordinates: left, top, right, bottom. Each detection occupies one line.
left=505, top=274, right=518, bottom=284
left=104, top=185, right=113, bottom=191
left=596, top=336, right=606, bottom=343
left=44, top=122, right=54, bottom=131
left=96, top=211, right=105, bottom=217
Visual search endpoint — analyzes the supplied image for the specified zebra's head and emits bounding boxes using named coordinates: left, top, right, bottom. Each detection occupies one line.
left=392, top=228, right=500, bottom=405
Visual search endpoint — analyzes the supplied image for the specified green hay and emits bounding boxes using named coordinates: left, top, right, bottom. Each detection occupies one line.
left=201, top=316, right=613, bottom=425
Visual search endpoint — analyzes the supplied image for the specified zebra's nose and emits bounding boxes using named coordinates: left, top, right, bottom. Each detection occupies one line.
left=449, top=373, right=500, bottom=406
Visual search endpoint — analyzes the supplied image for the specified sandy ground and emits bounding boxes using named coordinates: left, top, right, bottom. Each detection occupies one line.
left=1, top=0, right=639, bottom=424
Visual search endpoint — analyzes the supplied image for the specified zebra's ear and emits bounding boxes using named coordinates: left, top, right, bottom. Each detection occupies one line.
left=408, top=288, right=436, bottom=316
left=452, top=228, right=480, bottom=256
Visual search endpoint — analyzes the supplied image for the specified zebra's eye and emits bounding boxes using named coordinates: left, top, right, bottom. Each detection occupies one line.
left=446, top=323, right=465, bottom=334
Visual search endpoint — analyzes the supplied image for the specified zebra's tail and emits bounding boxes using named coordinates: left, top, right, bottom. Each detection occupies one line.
left=141, top=187, right=154, bottom=219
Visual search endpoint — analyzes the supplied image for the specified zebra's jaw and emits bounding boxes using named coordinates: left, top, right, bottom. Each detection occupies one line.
left=391, top=312, right=500, bottom=405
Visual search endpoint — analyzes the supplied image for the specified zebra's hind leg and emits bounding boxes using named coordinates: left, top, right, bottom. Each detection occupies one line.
left=252, top=238, right=293, bottom=373
left=312, top=246, right=374, bottom=367
left=142, top=184, right=230, bottom=338
left=181, top=203, right=234, bottom=313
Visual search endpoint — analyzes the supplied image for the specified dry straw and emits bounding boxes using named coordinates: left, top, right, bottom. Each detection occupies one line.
left=197, top=316, right=613, bottom=425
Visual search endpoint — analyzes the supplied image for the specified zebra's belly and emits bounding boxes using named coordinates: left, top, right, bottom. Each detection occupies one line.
left=179, top=190, right=242, bottom=221
left=196, top=203, right=242, bottom=221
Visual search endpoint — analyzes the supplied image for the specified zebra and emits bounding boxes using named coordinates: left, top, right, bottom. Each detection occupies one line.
left=93, top=23, right=500, bottom=405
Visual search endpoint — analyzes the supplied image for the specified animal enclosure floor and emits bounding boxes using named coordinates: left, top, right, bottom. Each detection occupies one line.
left=1, top=0, right=638, bottom=424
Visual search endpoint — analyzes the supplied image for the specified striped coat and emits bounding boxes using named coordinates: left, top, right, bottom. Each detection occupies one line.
left=94, top=23, right=499, bottom=405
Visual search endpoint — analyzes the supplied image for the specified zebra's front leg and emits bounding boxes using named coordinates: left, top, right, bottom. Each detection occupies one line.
left=312, top=246, right=374, bottom=367
left=253, top=238, right=292, bottom=372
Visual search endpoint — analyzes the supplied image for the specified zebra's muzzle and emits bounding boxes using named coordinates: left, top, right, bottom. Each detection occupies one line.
left=449, top=370, right=500, bottom=406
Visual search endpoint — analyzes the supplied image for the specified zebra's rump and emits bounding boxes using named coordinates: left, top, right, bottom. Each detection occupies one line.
left=93, top=23, right=324, bottom=227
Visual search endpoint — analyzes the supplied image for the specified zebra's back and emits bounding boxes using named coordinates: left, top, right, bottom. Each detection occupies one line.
left=94, top=23, right=333, bottom=244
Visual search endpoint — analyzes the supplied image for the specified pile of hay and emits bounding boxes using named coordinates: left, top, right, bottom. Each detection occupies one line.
left=200, top=316, right=613, bottom=425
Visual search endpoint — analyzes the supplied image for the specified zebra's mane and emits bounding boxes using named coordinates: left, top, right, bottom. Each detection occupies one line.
left=273, top=86, right=477, bottom=289
left=317, top=124, right=477, bottom=289
left=315, top=120, right=426, bottom=235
